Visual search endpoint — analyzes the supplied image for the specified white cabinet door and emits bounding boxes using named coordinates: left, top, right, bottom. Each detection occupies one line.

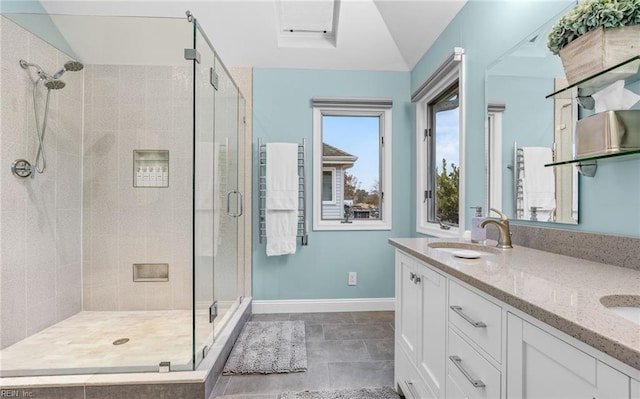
left=417, top=260, right=447, bottom=398
left=396, top=252, right=420, bottom=362
left=631, top=379, right=639, bottom=399
left=507, top=313, right=630, bottom=399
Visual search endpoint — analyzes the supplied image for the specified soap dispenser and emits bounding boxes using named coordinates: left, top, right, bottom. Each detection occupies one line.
left=470, top=206, right=486, bottom=243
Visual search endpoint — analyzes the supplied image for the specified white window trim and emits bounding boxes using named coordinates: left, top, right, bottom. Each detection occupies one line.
left=415, top=48, right=466, bottom=237
left=312, top=99, right=392, bottom=231
left=322, top=167, right=337, bottom=205
left=487, top=103, right=505, bottom=213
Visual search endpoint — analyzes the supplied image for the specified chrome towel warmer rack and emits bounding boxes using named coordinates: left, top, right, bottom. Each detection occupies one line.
left=257, top=138, right=308, bottom=246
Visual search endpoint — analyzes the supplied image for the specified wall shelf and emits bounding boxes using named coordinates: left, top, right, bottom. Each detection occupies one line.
left=544, top=55, right=640, bottom=177
left=546, top=55, right=640, bottom=99
left=545, top=149, right=640, bottom=177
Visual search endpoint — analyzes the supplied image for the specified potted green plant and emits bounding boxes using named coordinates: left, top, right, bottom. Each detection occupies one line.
left=547, top=0, right=640, bottom=85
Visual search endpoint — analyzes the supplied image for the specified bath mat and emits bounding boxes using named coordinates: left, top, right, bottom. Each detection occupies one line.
left=278, top=387, right=400, bottom=399
left=223, top=320, right=307, bottom=374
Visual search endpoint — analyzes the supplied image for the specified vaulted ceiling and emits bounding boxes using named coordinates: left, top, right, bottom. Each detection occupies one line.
left=39, top=0, right=466, bottom=72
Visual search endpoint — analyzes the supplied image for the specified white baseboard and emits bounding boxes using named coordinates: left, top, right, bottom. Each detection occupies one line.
left=252, top=298, right=395, bottom=314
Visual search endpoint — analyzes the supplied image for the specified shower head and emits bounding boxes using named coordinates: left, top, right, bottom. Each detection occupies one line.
left=63, top=60, right=84, bottom=72
left=52, top=60, right=84, bottom=79
left=44, top=80, right=66, bottom=90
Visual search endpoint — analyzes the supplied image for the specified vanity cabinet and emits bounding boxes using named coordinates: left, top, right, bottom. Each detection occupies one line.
left=632, top=378, right=640, bottom=399
left=394, top=248, right=636, bottom=399
left=506, top=313, right=629, bottom=399
left=396, top=251, right=447, bottom=398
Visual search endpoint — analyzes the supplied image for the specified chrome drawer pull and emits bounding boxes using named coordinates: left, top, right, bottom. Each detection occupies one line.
left=450, top=305, right=487, bottom=328
left=449, top=355, right=486, bottom=388
left=409, top=272, right=415, bottom=282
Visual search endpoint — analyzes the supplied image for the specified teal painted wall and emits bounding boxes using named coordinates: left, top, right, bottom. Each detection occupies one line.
left=252, top=68, right=413, bottom=300
left=411, top=0, right=640, bottom=237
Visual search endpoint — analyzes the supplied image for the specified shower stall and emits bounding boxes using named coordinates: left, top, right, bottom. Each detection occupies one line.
left=0, top=11, right=247, bottom=377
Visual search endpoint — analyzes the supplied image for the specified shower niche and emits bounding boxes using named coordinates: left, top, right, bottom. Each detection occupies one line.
left=133, top=150, right=169, bottom=188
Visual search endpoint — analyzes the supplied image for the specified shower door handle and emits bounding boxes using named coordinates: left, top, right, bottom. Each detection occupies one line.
left=236, top=191, right=243, bottom=217
left=226, top=190, right=243, bottom=218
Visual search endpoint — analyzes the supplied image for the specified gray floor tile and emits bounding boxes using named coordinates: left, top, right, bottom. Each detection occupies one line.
left=363, top=339, right=394, bottom=360
left=223, top=362, right=330, bottom=395
left=351, top=311, right=395, bottom=324
left=306, top=339, right=370, bottom=363
left=290, top=312, right=354, bottom=325
left=250, top=313, right=292, bottom=321
left=327, top=361, right=394, bottom=389
left=305, top=323, right=324, bottom=342
left=323, top=323, right=394, bottom=340
left=215, top=395, right=278, bottom=399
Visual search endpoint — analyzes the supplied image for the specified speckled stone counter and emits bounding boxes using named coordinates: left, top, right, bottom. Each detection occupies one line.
left=389, top=237, right=640, bottom=371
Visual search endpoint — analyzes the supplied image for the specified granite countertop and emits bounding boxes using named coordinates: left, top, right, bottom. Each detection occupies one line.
left=389, top=237, right=640, bottom=372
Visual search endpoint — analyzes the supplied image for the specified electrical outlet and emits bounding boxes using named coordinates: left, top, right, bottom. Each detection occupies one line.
left=348, top=272, right=357, bottom=286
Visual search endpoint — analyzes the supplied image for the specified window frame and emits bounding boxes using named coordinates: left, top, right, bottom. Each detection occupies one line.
left=312, top=98, right=392, bottom=231
left=322, top=167, right=337, bottom=205
left=414, top=48, right=466, bottom=237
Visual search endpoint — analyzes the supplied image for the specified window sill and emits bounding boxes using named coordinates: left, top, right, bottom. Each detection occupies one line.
left=416, top=224, right=460, bottom=238
left=314, top=220, right=391, bottom=231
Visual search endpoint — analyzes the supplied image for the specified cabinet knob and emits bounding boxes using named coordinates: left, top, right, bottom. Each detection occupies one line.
left=413, top=276, right=421, bottom=284
left=409, top=272, right=416, bottom=282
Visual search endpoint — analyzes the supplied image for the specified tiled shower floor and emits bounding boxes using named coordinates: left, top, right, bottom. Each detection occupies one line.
left=0, top=309, right=226, bottom=376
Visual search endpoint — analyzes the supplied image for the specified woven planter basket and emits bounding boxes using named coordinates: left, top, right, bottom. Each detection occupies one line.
left=558, top=24, right=640, bottom=86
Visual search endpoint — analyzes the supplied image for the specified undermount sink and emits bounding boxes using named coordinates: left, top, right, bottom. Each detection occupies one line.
left=427, top=242, right=502, bottom=258
left=600, top=295, right=640, bottom=325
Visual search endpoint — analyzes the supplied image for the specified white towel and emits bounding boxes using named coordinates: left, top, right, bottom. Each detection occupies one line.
left=265, top=143, right=299, bottom=256
left=266, top=143, right=299, bottom=210
left=522, top=147, right=556, bottom=221
left=266, top=210, right=299, bottom=256
left=591, top=80, right=640, bottom=113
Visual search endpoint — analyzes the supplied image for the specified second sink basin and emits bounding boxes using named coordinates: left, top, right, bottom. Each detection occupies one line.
left=600, top=295, right=640, bottom=325
left=427, top=242, right=502, bottom=258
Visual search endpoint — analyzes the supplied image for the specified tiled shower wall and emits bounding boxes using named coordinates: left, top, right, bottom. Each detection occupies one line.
left=0, top=17, right=83, bottom=348
left=82, top=64, right=193, bottom=311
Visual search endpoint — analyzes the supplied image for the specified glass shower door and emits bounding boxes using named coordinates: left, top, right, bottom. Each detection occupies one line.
left=192, top=22, right=217, bottom=367
left=212, top=54, right=240, bottom=335
left=192, top=20, right=241, bottom=369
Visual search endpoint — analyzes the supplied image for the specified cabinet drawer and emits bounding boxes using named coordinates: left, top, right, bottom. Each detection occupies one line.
left=397, top=345, right=436, bottom=399
left=448, top=280, right=502, bottom=362
left=447, top=328, right=501, bottom=399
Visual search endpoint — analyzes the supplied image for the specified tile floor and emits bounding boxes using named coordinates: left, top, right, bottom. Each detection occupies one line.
left=212, top=311, right=396, bottom=399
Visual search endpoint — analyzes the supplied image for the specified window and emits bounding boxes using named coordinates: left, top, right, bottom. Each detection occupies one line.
left=415, top=48, right=465, bottom=237
left=322, top=168, right=336, bottom=203
left=312, top=98, right=392, bottom=230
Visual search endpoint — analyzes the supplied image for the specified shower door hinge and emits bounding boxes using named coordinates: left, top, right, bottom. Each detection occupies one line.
left=209, top=301, right=218, bottom=323
left=210, top=68, right=219, bottom=90
left=184, top=48, right=201, bottom=64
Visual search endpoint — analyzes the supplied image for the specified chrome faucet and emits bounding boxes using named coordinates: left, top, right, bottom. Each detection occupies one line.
left=480, top=208, right=513, bottom=249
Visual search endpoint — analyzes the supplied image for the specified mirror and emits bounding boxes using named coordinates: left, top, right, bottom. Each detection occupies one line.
left=485, top=6, right=579, bottom=225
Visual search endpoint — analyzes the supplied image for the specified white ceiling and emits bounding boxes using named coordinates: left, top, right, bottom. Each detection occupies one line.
left=39, top=0, right=466, bottom=72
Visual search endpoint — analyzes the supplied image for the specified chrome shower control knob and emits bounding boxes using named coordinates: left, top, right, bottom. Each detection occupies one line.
left=11, top=159, right=33, bottom=178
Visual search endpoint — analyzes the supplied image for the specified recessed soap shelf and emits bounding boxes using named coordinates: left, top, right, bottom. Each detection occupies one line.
left=133, top=150, right=169, bottom=188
